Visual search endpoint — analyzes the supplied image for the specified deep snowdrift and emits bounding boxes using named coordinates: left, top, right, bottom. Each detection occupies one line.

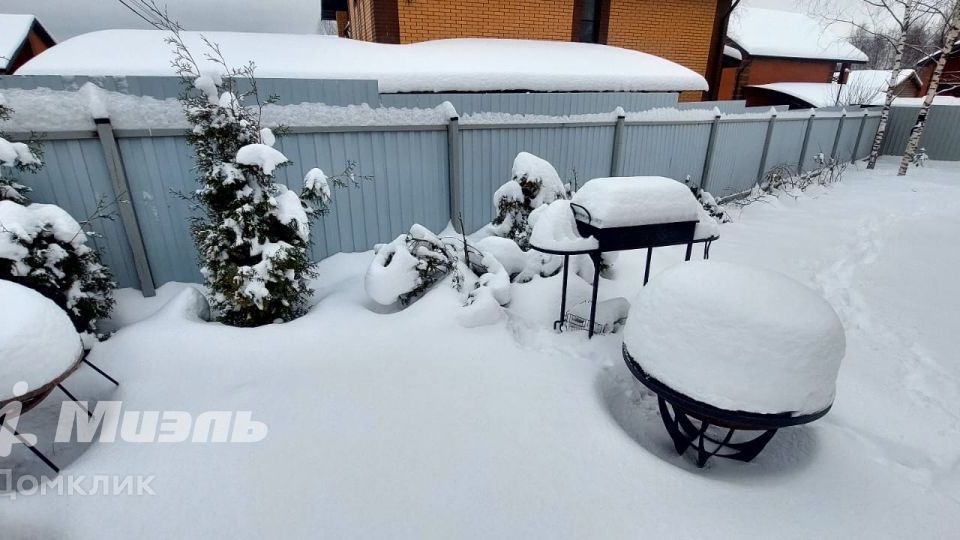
left=1, top=158, right=958, bottom=537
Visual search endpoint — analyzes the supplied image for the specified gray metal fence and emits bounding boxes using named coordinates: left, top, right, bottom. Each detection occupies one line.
left=881, top=105, right=960, bottom=161
left=5, top=95, right=883, bottom=293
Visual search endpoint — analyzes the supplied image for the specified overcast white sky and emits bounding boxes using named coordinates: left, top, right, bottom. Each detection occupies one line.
left=3, top=0, right=879, bottom=41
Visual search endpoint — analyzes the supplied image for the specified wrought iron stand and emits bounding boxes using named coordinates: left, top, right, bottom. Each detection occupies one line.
left=0, top=356, right=120, bottom=474
left=623, top=345, right=831, bottom=467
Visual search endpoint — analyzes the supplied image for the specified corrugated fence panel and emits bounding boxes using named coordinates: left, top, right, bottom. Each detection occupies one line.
left=919, top=105, right=960, bottom=160
left=117, top=129, right=449, bottom=285
left=117, top=136, right=201, bottom=285
left=459, top=125, right=615, bottom=231
left=620, top=123, right=711, bottom=184
left=802, top=117, right=841, bottom=170
left=764, top=118, right=807, bottom=175
left=273, top=130, right=449, bottom=256
left=381, top=92, right=678, bottom=115
left=857, top=115, right=882, bottom=159
left=17, top=139, right=140, bottom=288
left=0, top=75, right=381, bottom=106
left=880, top=107, right=919, bottom=156
left=881, top=105, right=960, bottom=160
left=835, top=115, right=863, bottom=163
left=704, top=120, right=768, bottom=196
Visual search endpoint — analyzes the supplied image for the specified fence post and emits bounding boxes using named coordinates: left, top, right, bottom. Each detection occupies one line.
left=755, top=109, right=778, bottom=184
left=830, top=109, right=847, bottom=164
left=699, top=111, right=722, bottom=190
left=447, top=114, right=463, bottom=233
left=94, top=117, right=156, bottom=297
left=851, top=110, right=869, bottom=164
left=797, top=109, right=816, bottom=174
left=610, top=112, right=626, bottom=177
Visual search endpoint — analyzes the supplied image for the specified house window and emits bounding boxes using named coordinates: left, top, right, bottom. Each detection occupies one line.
left=578, top=0, right=603, bottom=43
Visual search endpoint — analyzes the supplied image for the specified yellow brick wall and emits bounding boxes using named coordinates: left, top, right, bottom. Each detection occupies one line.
left=396, top=0, right=574, bottom=43
left=606, top=0, right=719, bottom=100
left=348, top=0, right=378, bottom=41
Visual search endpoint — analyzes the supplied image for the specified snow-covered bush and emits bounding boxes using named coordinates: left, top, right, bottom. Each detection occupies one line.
left=0, top=100, right=114, bottom=338
left=365, top=224, right=512, bottom=325
left=365, top=224, right=456, bottom=306
left=0, top=97, right=42, bottom=203
left=688, top=186, right=731, bottom=224
left=0, top=201, right=115, bottom=336
left=491, top=152, right=567, bottom=249
left=168, top=33, right=350, bottom=326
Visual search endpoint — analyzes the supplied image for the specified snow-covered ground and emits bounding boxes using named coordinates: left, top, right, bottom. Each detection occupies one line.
left=2, top=157, right=959, bottom=538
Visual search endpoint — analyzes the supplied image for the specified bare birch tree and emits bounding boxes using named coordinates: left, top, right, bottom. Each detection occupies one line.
left=813, top=0, right=943, bottom=169
left=899, top=1, right=960, bottom=175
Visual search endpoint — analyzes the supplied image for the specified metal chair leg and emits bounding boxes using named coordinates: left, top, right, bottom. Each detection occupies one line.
left=82, top=358, right=119, bottom=386
left=0, top=413, right=60, bottom=474
left=57, top=384, right=93, bottom=419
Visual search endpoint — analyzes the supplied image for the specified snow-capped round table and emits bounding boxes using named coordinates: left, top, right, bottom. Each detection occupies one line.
left=1, top=281, right=86, bottom=472
left=621, top=261, right=845, bottom=466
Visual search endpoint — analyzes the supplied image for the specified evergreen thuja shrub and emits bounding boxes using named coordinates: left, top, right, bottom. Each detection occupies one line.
left=0, top=101, right=115, bottom=337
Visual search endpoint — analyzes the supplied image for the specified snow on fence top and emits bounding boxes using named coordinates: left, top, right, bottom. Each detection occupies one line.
left=0, top=14, right=36, bottom=71
left=15, top=30, right=708, bottom=94
left=728, top=7, right=867, bottom=63
left=0, top=86, right=453, bottom=131
left=892, top=96, right=960, bottom=107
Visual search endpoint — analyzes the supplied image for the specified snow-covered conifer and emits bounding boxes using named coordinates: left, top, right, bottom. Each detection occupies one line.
left=0, top=101, right=114, bottom=337
left=167, top=31, right=349, bottom=326
left=491, top=152, right=567, bottom=249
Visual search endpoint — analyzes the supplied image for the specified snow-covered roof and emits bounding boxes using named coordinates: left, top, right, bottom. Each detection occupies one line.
left=916, top=40, right=960, bottom=66
left=0, top=14, right=36, bottom=71
left=16, top=30, right=708, bottom=93
left=750, top=71, right=918, bottom=107
left=723, top=45, right=742, bottom=61
left=728, top=7, right=868, bottom=63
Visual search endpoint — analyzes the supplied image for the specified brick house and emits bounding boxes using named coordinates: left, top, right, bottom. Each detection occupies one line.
left=0, top=14, right=55, bottom=75
left=322, top=0, right=736, bottom=101
left=916, top=40, right=960, bottom=97
left=718, top=7, right=867, bottom=105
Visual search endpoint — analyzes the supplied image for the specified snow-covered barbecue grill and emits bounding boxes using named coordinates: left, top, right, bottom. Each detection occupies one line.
left=530, top=176, right=717, bottom=337
left=622, top=261, right=845, bottom=466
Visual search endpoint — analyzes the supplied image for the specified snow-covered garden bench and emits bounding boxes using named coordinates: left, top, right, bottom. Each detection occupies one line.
left=622, top=261, right=845, bottom=467
left=529, top=176, right=718, bottom=337
left=0, top=280, right=119, bottom=473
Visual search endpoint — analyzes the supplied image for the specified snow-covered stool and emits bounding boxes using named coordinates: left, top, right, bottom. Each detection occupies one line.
left=621, top=261, right=844, bottom=467
left=0, top=280, right=119, bottom=473
left=529, top=176, right=716, bottom=338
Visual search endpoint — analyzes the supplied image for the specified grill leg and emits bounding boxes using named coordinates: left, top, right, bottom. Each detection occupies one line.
left=643, top=247, right=652, bottom=285
left=704, top=240, right=712, bottom=260
left=684, top=242, right=693, bottom=261
left=554, top=254, right=570, bottom=332
left=588, top=251, right=601, bottom=339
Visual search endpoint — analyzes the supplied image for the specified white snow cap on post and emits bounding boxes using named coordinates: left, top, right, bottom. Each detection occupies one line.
left=17, top=31, right=708, bottom=93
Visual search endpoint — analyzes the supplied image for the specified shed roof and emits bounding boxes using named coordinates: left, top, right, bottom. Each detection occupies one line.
left=728, top=7, right=867, bottom=63
left=0, top=14, right=37, bottom=71
left=17, top=30, right=708, bottom=93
